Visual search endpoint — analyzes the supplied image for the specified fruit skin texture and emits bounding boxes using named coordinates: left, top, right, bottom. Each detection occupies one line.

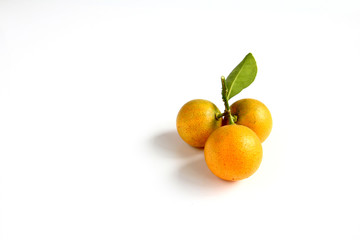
left=176, top=99, right=222, bottom=148
left=230, top=98, right=272, bottom=143
left=204, top=125, right=263, bottom=181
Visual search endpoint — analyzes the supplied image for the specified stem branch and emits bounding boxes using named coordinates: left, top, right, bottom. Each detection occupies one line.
left=216, top=112, right=226, bottom=120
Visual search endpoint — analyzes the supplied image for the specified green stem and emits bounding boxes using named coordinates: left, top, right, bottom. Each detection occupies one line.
left=216, top=112, right=225, bottom=120
left=221, top=76, right=235, bottom=125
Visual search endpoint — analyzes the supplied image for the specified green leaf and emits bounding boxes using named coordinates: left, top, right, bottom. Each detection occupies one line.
left=225, top=53, right=257, bottom=100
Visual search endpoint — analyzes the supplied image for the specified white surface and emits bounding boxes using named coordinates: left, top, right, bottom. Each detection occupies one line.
left=1, top=1, right=360, bottom=239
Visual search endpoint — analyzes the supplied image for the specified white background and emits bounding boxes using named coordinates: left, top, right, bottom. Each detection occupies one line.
left=1, top=0, right=360, bottom=239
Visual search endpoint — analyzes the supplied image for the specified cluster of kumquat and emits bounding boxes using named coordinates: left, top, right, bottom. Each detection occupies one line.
left=176, top=53, right=272, bottom=181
